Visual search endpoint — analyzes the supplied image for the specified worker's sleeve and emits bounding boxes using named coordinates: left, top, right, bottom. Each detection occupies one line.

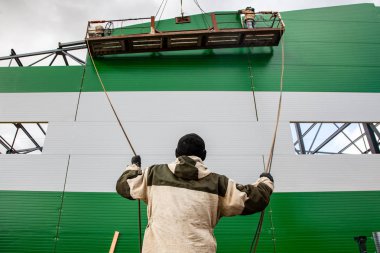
left=116, top=164, right=149, bottom=202
left=219, top=177, right=273, bottom=217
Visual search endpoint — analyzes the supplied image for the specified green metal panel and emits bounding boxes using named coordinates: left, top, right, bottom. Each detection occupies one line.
left=283, top=3, right=380, bottom=22
left=1, top=190, right=379, bottom=252
left=269, top=191, right=380, bottom=253
left=54, top=192, right=147, bottom=253
left=0, top=191, right=62, bottom=253
left=0, top=66, right=84, bottom=93
left=83, top=48, right=253, bottom=92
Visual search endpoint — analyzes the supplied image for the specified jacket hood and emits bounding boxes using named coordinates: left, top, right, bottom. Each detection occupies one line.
left=168, top=155, right=210, bottom=180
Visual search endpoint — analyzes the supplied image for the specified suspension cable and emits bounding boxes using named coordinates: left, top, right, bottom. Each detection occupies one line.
left=156, top=0, right=169, bottom=30
left=155, top=0, right=166, bottom=18
left=86, top=42, right=142, bottom=253
left=249, top=29, right=285, bottom=253
left=193, top=0, right=210, bottom=28
left=180, top=0, right=184, bottom=17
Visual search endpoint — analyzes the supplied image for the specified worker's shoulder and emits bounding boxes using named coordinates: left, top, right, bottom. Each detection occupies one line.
left=147, top=163, right=170, bottom=170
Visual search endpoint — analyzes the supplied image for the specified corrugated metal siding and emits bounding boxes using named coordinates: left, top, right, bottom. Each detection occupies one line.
left=0, top=93, right=79, bottom=121
left=1, top=190, right=379, bottom=253
left=42, top=121, right=294, bottom=156
left=0, top=155, right=69, bottom=191
left=0, top=191, right=62, bottom=253
left=268, top=155, right=380, bottom=192
left=54, top=192, right=146, bottom=253
left=75, top=91, right=258, bottom=122
left=82, top=49, right=253, bottom=92
left=0, top=66, right=84, bottom=93
left=256, top=92, right=380, bottom=122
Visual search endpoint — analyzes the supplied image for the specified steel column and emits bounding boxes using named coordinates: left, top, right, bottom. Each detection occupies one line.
left=294, top=123, right=306, bottom=154
left=362, top=123, right=380, bottom=154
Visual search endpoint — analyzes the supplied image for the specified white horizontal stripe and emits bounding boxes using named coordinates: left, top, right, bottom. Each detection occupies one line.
left=0, top=155, right=69, bottom=191
left=64, top=155, right=264, bottom=192
left=0, top=92, right=79, bottom=122
left=1, top=153, right=379, bottom=193
left=42, top=121, right=294, bottom=155
left=256, top=92, right=380, bottom=122
left=75, top=91, right=258, bottom=122
left=2, top=91, right=379, bottom=193
left=269, top=155, right=380, bottom=192
left=49, top=154, right=380, bottom=193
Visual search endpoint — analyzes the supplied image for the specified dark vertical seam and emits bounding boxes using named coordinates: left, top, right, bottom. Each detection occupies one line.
left=53, top=155, right=71, bottom=253
left=261, top=155, right=265, bottom=172
left=247, top=47, right=259, bottom=121
left=268, top=205, right=277, bottom=253
left=74, top=66, right=86, bottom=121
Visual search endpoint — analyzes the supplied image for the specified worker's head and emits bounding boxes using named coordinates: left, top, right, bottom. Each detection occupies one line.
left=246, top=6, right=255, bottom=12
left=175, top=133, right=207, bottom=161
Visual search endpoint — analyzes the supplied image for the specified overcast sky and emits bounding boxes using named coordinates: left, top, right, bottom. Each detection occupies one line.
left=0, top=0, right=378, bottom=66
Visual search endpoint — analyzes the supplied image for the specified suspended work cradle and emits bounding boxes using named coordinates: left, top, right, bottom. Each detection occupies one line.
left=86, top=11, right=285, bottom=56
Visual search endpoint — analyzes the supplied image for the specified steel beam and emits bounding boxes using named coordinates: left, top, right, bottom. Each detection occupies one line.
left=333, top=123, right=363, bottom=153
left=62, top=51, right=86, bottom=65
left=61, top=53, right=69, bottom=66
left=293, top=123, right=317, bottom=146
left=311, top=123, right=350, bottom=154
left=294, top=123, right=306, bottom=154
left=10, top=49, right=23, bottom=66
left=307, top=123, right=322, bottom=154
left=0, top=44, right=86, bottom=61
left=15, top=123, right=42, bottom=151
left=28, top=53, right=55, bottom=66
left=362, top=123, right=380, bottom=154
left=338, top=131, right=366, bottom=154
left=59, top=40, right=86, bottom=47
left=49, top=54, right=58, bottom=66
left=17, top=147, right=41, bottom=154
left=0, top=136, right=17, bottom=154
left=369, top=123, right=380, bottom=139
left=37, top=123, right=46, bottom=135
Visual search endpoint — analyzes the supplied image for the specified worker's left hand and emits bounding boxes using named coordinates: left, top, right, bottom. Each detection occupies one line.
left=260, top=172, right=274, bottom=182
left=131, top=155, right=141, bottom=167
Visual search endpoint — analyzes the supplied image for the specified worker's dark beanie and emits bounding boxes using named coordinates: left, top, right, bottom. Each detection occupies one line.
left=175, top=133, right=206, bottom=160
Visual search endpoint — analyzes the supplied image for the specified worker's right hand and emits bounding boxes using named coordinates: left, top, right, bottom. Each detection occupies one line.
left=131, top=155, right=141, bottom=167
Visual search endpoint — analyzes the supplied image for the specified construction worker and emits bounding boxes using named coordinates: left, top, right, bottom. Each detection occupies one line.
left=238, top=7, right=256, bottom=29
left=116, top=133, right=274, bottom=253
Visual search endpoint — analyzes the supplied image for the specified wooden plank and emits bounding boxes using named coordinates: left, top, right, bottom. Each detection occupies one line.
left=109, top=231, right=119, bottom=253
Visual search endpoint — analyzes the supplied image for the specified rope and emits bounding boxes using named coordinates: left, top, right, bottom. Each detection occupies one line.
left=249, top=29, right=285, bottom=253
left=86, top=42, right=142, bottom=253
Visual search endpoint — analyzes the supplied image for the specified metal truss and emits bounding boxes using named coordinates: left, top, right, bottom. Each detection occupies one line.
left=291, top=122, right=380, bottom=155
left=0, top=123, right=47, bottom=154
left=0, top=41, right=87, bottom=67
